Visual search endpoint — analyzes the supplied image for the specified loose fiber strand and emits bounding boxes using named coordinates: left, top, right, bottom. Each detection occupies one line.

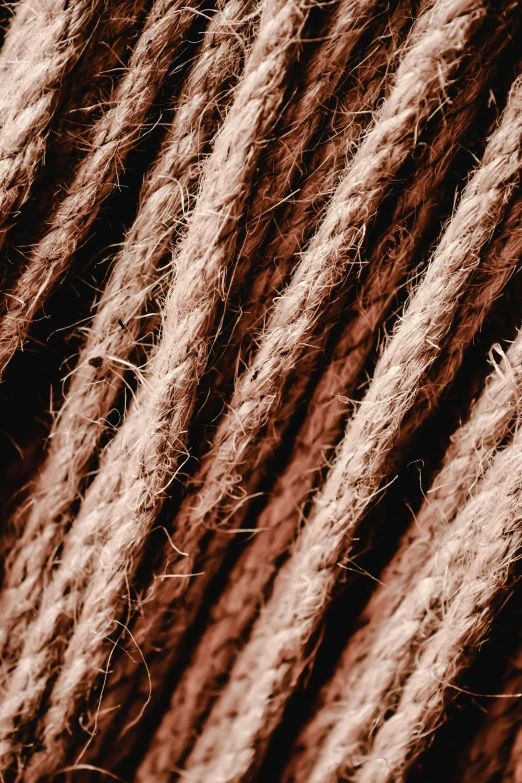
left=213, top=0, right=414, bottom=388
left=284, top=258, right=522, bottom=782
left=0, top=0, right=203, bottom=377
left=70, top=0, right=482, bottom=762
left=218, top=0, right=387, bottom=307
left=351, top=426, right=522, bottom=783
left=0, top=0, right=106, bottom=245
left=135, top=20, right=511, bottom=774
left=181, top=66, right=522, bottom=783
left=118, top=0, right=485, bottom=662
left=84, top=1, right=417, bottom=759
left=0, top=0, right=256, bottom=672
left=0, top=0, right=313, bottom=773
left=439, top=646, right=522, bottom=781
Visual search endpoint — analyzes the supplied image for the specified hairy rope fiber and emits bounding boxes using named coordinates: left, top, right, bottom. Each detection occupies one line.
left=133, top=11, right=515, bottom=775
left=204, top=0, right=390, bottom=349
left=283, top=218, right=522, bottom=781
left=0, top=0, right=382, bottom=688
left=0, top=2, right=521, bottom=780
left=82, top=1, right=419, bottom=766
left=0, top=0, right=205, bottom=379
left=461, top=513, right=522, bottom=783
left=181, top=65, right=522, bottom=783
left=195, top=0, right=415, bottom=429
left=54, top=0, right=482, bottom=772
left=0, top=0, right=314, bottom=773
left=349, top=415, right=522, bottom=783
left=100, top=0, right=484, bottom=713
left=70, top=2, right=495, bottom=774
left=0, top=0, right=108, bottom=247
left=0, top=0, right=257, bottom=678
left=34, top=0, right=150, bottom=204
left=0, top=0, right=404, bottom=773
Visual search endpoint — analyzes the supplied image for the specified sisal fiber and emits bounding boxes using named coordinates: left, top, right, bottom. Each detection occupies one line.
left=1, top=0, right=522, bottom=780
left=132, top=9, right=517, bottom=775
left=81, top=0, right=420, bottom=766
left=180, top=58, right=522, bottom=783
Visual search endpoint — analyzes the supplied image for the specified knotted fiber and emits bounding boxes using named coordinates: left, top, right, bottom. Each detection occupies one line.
left=1, top=0, right=522, bottom=780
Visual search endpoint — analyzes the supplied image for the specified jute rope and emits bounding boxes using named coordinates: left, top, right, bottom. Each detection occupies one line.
left=84, top=1, right=417, bottom=765
left=0, top=0, right=313, bottom=772
left=0, top=0, right=203, bottom=377
left=0, top=0, right=257, bottom=679
left=134, top=11, right=513, bottom=774
left=0, top=0, right=521, bottom=778
left=182, top=61, right=522, bottom=783
left=283, top=221, right=522, bottom=781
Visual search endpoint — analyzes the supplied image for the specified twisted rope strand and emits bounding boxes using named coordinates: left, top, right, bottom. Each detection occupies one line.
left=0, top=0, right=203, bottom=377
left=63, top=2, right=483, bottom=770
left=83, top=2, right=416, bottom=764
left=0, top=0, right=107, bottom=245
left=182, top=63, right=522, bottom=783
left=283, top=225, right=522, bottom=781
left=352, top=425, right=522, bottom=782
left=134, top=16, right=511, bottom=775
left=0, top=0, right=256, bottom=676
left=119, top=0, right=483, bottom=677
left=0, top=0, right=313, bottom=774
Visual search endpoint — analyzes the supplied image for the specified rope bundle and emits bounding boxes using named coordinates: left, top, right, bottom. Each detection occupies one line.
left=1, top=0, right=522, bottom=779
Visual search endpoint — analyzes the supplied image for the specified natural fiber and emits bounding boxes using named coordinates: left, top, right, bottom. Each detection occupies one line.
left=1, top=0, right=522, bottom=779
left=0, top=0, right=257, bottom=677
left=0, top=0, right=312, bottom=772
left=0, top=0, right=104, bottom=245
left=284, top=250, right=522, bottom=782
left=135, top=11, right=512, bottom=774
left=351, top=423, right=522, bottom=783
left=107, top=0, right=481, bottom=708
left=182, top=61, right=522, bottom=782
left=88, top=0, right=416, bottom=764
left=0, top=0, right=201, bottom=377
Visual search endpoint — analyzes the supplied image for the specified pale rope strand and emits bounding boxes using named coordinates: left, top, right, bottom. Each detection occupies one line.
left=352, top=426, right=522, bottom=783
left=40, top=0, right=150, bottom=184
left=0, top=0, right=41, bottom=69
left=182, top=67, right=522, bottom=783
left=0, top=0, right=104, bottom=246
left=84, top=3, right=416, bottom=762
left=56, top=1, right=483, bottom=763
left=135, top=21, right=507, bottom=775
left=143, top=0, right=484, bottom=550
left=0, top=0, right=203, bottom=377
left=0, top=0, right=312, bottom=775
left=219, top=0, right=385, bottom=302
left=0, top=0, right=257, bottom=669
left=0, top=0, right=255, bottom=767
left=113, top=0, right=483, bottom=648
left=208, top=0, right=414, bottom=396
left=3, top=0, right=393, bottom=767
left=284, top=240, right=522, bottom=781
left=292, top=422, right=522, bottom=782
